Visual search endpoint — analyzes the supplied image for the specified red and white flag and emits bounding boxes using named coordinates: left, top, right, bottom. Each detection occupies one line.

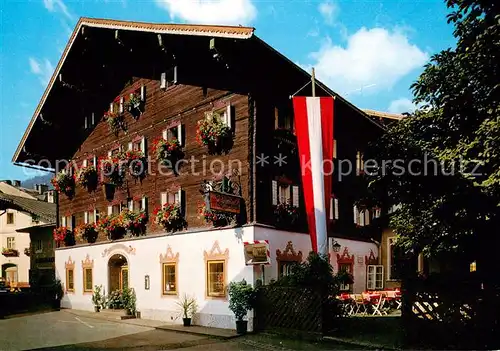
left=292, top=97, right=334, bottom=255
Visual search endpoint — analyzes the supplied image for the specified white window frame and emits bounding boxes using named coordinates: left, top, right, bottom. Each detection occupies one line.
left=387, top=237, right=398, bottom=281
left=84, top=209, right=98, bottom=224
left=330, top=197, right=339, bottom=220
left=128, top=136, right=147, bottom=156
left=272, top=180, right=299, bottom=207
left=367, top=265, right=384, bottom=290
left=163, top=124, right=183, bottom=146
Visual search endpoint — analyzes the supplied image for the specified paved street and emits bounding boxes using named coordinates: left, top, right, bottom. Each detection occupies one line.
left=0, top=311, right=360, bottom=350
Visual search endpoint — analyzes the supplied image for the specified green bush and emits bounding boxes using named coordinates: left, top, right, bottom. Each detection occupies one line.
left=228, top=279, right=255, bottom=321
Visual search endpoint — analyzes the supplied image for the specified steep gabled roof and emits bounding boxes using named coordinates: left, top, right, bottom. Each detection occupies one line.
left=0, top=193, right=56, bottom=223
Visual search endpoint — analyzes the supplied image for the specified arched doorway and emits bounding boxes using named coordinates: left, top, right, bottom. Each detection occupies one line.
left=108, top=254, right=128, bottom=292
left=2, top=263, right=18, bottom=286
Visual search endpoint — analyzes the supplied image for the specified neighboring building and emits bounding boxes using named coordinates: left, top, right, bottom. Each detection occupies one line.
left=13, top=18, right=389, bottom=329
left=0, top=181, right=55, bottom=288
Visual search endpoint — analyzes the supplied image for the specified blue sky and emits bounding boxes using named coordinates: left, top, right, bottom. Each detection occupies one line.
left=0, top=0, right=455, bottom=181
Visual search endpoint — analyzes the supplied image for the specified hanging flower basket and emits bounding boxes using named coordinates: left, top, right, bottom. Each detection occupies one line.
left=197, top=202, right=234, bottom=227
left=125, top=150, right=147, bottom=180
left=24, top=247, right=31, bottom=256
left=98, top=154, right=127, bottom=187
left=196, top=112, right=232, bottom=154
left=151, top=137, right=184, bottom=170
left=77, top=165, right=98, bottom=192
left=273, top=202, right=299, bottom=227
left=53, top=227, right=75, bottom=247
left=51, top=171, right=75, bottom=199
left=104, top=111, right=125, bottom=135
left=75, top=223, right=99, bottom=244
left=2, top=248, right=19, bottom=257
left=126, top=92, right=143, bottom=119
left=153, top=204, right=186, bottom=233
left=122, top=209, right=148, bottom=236
left=97, top=214, right=127, bottom=241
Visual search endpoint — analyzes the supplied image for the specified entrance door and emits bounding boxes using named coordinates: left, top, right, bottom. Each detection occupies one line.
left=120, top=266, right=128, bottom=290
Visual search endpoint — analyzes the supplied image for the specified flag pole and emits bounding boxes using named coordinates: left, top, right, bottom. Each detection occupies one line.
left=311, top=68, right=316, bottom=97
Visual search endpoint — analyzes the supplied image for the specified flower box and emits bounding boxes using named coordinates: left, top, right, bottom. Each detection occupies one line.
left=125, top=150, right=147, bottom=180
left=77, top=165, right=98, bottom=192
left=97, top=214, right=126, bottom=241
left=76, top=223, right=99, bottom=244
left=153, top=203, right=186, bottom=233
left=122, top=209, right=148, bottom=236
left=273, top=202, right=299, bottom=228
left=104, top=111, right=124, bottom=135
left=98, top=155, right=127, bottom=187
left=196, top=112, right=232, bottom=154
left=53, top=227, right=75, bottom=247
left=151, top=137, right=184, bottom=171
left=126, top=92, right=143, bottom=119
left=2, top=248, right=19, bottom=257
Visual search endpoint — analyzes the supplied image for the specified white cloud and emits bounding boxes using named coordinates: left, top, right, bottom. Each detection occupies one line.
left=388, top=98, right=418, bottom=113
left=318, top=1, right=338, bottom=25
left=155, top=0, right=257, bottom=25
left=43, top=0, right=72, bottom=19
left=29, top=58, right=54, bottom=86
left=306, top=27, right=429, bottom=95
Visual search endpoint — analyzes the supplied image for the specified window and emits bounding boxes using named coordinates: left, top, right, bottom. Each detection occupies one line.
left=272, top=180, right=299, bottom=207
left=278, top=261, right=295, bottom=277
left=84, top=209, right=99, bottom=224
left=160, top=66, right=177, bottom=89
left=61, top=215, right=74, bottom=230
left=66, top=269, right=74, bottom=292
left=83, top=268, right=93, bottom=292
left=34, top=240, right=43, bottom=253
left=128, top=136, right=147, bottom=154
left=388, top=237, right=401, bottom=280
left=367, top=265, right=384, bottom=290
left=7, top=237, right=15, bottom=249
left=356, top=151, right=364, bottom=175
left=353, top=206, right=372, bottom=226
left=161, top=190, right=183, bottom=214
left=108, top=204, right=123, bottom=216
left=207, top=260, right=225, bottom=297
left=329, top=197, right=339, bottom=220
left=83, top=156, right=97, bottom=168
left=6, top=213, right=14, bottom=225
left=274, top=107, right=293, bottom=131
left=339, top=263, right=352, bottom=291
left=162, top=263, right=177, bottom=295
left=108, top=144, right=122, bottom=157
left=128, top=196, right=148, bottom=212
left=162, top=123, right=184, bottom=146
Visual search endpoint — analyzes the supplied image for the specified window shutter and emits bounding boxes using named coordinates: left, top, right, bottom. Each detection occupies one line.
left=62, top=217, right=67, bottom=227
left=128, top=142, right=133, bottom=151
left=367, top=265, right=375, bottom=290
left=172, top=66, right=178, bottom=84
left=160, top=72, right=166, bottom=89
left=140, top=85, right=145, bottom=101
left=353, top=206, right=359, bottom=224
left=109, top=102, right=114, bottom=113
left=177, top=124, right=184, bottom=146
left=161, top=193, right=167, bottom=208
left=272, top=180, right=278, bottom=206
left=329, top=197, right=334, bottom=220
left=141, top=137, right=147, bottom=156
left=94, top=209, right=99, bottom=223
left=162, top=129, right=168, bottom=140
left=107, top=206, right=113, bottom=215
left=292, top=185, right=299, bottom=207
left=334, top=198, right=339, bottom=220
left=333, top=139, right=337, bottom=159
left=83, top=159, right=88, bottom=167
left=365, top=210, right=370, bottom=226
left=376, top=266, right=384, bottom=289
left=360, top=210, right=365, bottom=226
left=71, top=216, right=75, bottom=230
left=178, top=189, right=184, bottom=216
left=119, top=97, right=124, bottom=113
left=108, top=150, right=112, bottom=157
left=91, top=112, right=95, bottom=126
left=84, top=212, right=88, bottom=224
left=128, top=199, right=134, bottom=211
left=84, top=116, right=88, bottom=129
left=226, top=105, right=232, bottom=129
left=141, top=196, right=148, bottom=212
left=93, top=156, right=97, bottom=167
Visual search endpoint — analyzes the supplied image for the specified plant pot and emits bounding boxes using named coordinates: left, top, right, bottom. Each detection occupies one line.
left=183, top=318, right=192, bottom=327
left=94, top=306, right=101, bottom=312
left=235, top=320, right=248, bottom=335
left=102, top=183, right=116, bottom=201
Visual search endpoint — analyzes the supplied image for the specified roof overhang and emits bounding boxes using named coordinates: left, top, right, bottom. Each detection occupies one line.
left=16, top=223, right=56, bottom=233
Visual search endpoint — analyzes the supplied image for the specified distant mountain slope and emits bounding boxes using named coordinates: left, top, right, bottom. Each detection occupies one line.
left=22, top=173, right=53, bottom=189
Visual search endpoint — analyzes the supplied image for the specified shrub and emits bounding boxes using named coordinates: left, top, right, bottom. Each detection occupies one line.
left=228, top=279, right=255, bottom=321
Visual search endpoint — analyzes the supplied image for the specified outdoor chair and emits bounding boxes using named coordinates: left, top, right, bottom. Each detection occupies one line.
left=372, top=294, right=388, bottom=316
left=353, top=294, right=368, bottom=315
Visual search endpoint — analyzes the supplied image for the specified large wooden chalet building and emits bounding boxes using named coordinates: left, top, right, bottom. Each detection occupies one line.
left=13, top=18, right=389, bottom=329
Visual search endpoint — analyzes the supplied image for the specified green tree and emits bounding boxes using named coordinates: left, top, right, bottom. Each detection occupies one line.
left=367, top=0, right=500, bottom=283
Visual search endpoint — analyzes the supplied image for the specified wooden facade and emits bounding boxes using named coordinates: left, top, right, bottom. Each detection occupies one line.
left=14, top=18, right=386, bottom=247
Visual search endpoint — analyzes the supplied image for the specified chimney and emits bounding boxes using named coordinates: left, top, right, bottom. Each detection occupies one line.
left=47, top=190, right=55, bottom=204
left=13, top=180, right=21, bottom=187
left=38, top=184, right=49, bottom=194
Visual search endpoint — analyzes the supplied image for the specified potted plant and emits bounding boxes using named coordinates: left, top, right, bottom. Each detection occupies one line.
left=151, top=137, right=184, bottom=170
left=176, top=294, right=197, bottom=327
left=49, top=278, right=64, bottom=311
left=126, top=92, right=143, bottom=118
left=92, top=285, right=105, bottom=312
left=273, top=202, right=299, bottom=227
left=53, top=226, right=75, bottom=247
left=122, top=287, right=137, bottom=316
left=125, top=150, right=147, bottom=180
left=122, top=209, right=148, bottom=236
left=75, top=223, right=99, bottom=243
left=153, top=204, right=187, bottom=233
left=97, top=214, right=126, bottom=241
left=104, top=110, right=124, bottom=135
left=228, top=279, right=255, bottom=335
left=196, top=112, right=232, bottom=154
left=107, top=290, right=124, bottom=309
left=98, top=154, right=127, bottom=188
left=51, top=171, right=76, bottom=199
left=77, top=165, right=98, bottom=192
